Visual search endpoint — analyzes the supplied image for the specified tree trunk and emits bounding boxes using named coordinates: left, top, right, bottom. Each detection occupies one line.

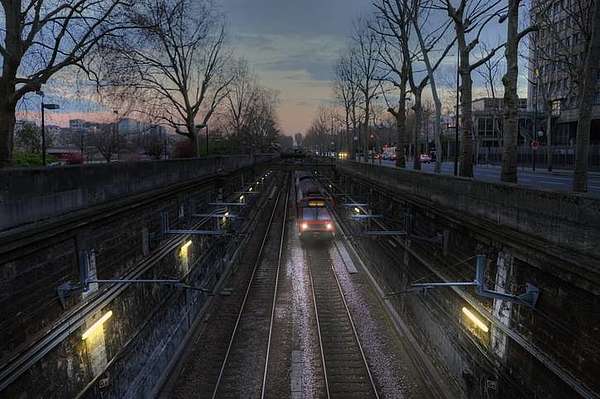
left=363, top=102, right=370, bottom=162
left=413, top=91, right=423, bottom=170
left=573, top=0, right=600, bottom=192
left=460, top=60, right=474, bottom=177
left=394, top=98, right=407, bottom=168
left=456, top=26, right=474, bottom=177
left=546, top=109, right=553, bottom=171
left=501, top=0, right=520, bottom=183
left=0, top=88, right=17, bottom=168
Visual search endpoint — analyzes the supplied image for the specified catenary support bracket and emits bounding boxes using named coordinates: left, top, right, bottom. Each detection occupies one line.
left=407, top=255, right=540, bottom=308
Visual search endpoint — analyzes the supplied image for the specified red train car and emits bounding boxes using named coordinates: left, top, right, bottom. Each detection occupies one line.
left=295, top=172, right=335, bottom=239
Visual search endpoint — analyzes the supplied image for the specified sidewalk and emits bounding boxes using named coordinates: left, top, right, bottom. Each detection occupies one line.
left=473, top=162, right=600, bottom=177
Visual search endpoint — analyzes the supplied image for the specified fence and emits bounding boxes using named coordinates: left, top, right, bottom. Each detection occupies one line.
left=475, top=145, right=600, bottom=170
left=439, top=144, right=600, bottom=170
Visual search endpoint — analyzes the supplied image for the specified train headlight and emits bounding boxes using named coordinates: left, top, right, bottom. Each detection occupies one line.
left=326, top=223, right=333, bottom=230
left=301, top=223, right=309, bottom=231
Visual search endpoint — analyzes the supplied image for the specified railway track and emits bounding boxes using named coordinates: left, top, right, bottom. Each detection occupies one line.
left=209, top=173, right=290, bottom=399
left=306, top=243, right=379, bottom=399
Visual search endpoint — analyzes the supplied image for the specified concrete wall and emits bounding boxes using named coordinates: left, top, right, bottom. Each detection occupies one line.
left=0, top=166, right=271, bottom=397
left=334, top=171, right=600, bottom=398
left=338, top=161, right=600, bottom=259
left=0, top=155, right=273, bottom=231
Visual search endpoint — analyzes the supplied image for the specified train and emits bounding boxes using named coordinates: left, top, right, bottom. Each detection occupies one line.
left=295, top=171, right=335, bottom=239
left=281, top=147, right=307, bottom=159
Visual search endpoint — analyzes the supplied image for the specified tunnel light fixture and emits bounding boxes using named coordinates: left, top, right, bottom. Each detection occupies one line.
left=301, top=223, right=308, bottom=231
left=326, top=223, right=333, bottom=230
left=462, top=307, right=489, bottom=333
left=180, top=240, right=192, bottom=262
left=82, top=310, right=113, bottom=340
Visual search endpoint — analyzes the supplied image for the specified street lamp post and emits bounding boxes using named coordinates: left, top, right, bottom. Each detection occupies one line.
left=114, top=110, right=119, bottom=160
left=194, top=124, right=209, bottom=157
left=36, top=90, right=59, bottom=166
left=532, top=69, right=539, bottom=173
left=455, top=51, right=460, bottom=176
left=205, top=124, right=209, bottom=156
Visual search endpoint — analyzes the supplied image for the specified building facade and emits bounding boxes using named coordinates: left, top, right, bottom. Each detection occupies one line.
left=527, top=0, right=600, bottom=145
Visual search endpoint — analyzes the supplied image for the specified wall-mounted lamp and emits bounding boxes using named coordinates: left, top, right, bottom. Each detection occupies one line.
left=462, top=307, right=489, bottom=333
left=82, top=311, right=113, bottom=340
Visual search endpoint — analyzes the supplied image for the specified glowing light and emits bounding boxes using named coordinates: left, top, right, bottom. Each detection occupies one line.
left=462, top=307, right=489, bottom=333
left=354, top=207, right=360, bottom=213
left=249, top=187, right=253, bottom=192
left=239, top=195, right=245, bottom=201
left=301, top=223, right=308, bottom=231
left=180, top=240, right=192, bottom=262
left=82, top=311, right=113, bottom=340
left=326, top=223, right=333, bottom=230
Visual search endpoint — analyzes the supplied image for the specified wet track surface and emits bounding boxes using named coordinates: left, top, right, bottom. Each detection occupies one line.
left=161, top=176, right=437, bottom=398
left=306, top=243, right=378, bottom=398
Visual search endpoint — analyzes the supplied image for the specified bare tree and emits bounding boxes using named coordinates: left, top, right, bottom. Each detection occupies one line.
left=371, top=4, right=411, bottom=168
left=0, top=0, right=129, bottom=167
left=225, top=59, right=260, bottom=142
left=14, top=121, right=44, bottom=153
left=104, top=0, right=233, bottom=157
left=88, top=124, right=124, bottom=162
left=304, top=105, right=344, bottom=154
left=476, top=43, right=504, bottom=100
left=432, top=0, right=507, bottom=177
left=351, top=20, right=383, bottom=161
left=334, top=54, right=360, bottom=156
left=374, top=0, right=454, bottom=171
left=500, top=0, right=538, bottom=183
left=411, top=0, right=455, bottom=173
left=243, top=88, right=280, bottom=153
left=142, top=130, right=166, bottom=159
left=221, top=62, right=280, bottom=153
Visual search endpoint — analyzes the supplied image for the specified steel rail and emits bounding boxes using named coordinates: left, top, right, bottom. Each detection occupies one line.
left=260, top=175, right=290, bottom=399
left=306, top=255, right=331, bottom=399
left=307, top=239, right=380, bottom=399
left=329, top=239, right=380, bottom=399
left=211, top=174, right=289, bottom=399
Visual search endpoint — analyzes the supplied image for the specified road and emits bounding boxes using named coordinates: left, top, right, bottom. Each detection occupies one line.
left=361, top=159, right=600, bottom=197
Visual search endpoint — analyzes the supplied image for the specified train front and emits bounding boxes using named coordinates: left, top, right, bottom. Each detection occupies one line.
left=298, top=204, right=335, bottom=239
left=296, top=173, right=335, bottom=239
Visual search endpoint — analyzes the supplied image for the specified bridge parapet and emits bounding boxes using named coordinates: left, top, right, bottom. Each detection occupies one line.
left=0, top=154, right=275, bottom=232
left=338, top=161, right=600, bottom=259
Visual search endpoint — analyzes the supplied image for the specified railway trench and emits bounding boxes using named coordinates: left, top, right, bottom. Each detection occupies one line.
left=162, top=169, right=440, bottom=398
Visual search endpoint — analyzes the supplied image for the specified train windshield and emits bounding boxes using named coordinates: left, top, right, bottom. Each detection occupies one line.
left=302, top=207, right=331, bottom=221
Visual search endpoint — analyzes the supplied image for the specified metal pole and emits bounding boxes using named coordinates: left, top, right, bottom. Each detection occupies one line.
left=195, top=126, right=201, bottom=157
left=41, top=101, right=46, bottom=166
left=205, top=124, right=209, bottom=156
left=454, top=51, right=460, bottom=176
left=533, top=82, right=538, bottom=172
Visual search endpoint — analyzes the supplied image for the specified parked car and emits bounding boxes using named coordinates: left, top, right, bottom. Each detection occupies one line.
left=419, top=153, right=432, bottom=163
